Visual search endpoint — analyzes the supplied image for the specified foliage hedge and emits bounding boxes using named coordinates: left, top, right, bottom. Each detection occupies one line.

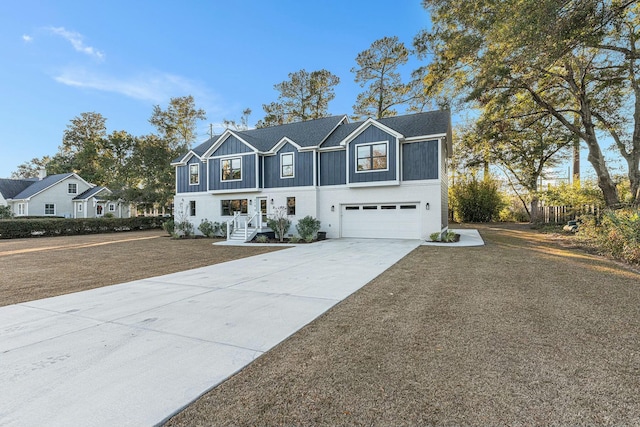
left=577, top=208, right=640, bottom=265
left=0, top=217, right=167, bottom=239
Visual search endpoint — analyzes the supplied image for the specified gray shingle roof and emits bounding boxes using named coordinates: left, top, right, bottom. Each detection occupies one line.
left=11, top=173, right=74, bottom=200
left=175, top=110, right=451, bottom=160
left=377, top=110, right=451, bottom=139
left=74, top=186, right=109, bottom=200
left=235, top=115, right=346, bottom=151
left=0, top=178, right=38, bottom=199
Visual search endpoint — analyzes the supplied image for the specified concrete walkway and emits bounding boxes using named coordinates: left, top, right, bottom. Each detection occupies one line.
left=0, top=238, right=421, bottom=426
left=421, top=229, right=485, bottom=247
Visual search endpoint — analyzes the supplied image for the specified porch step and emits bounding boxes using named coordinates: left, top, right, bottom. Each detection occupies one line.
left=227, top=227, right=257, bottom=242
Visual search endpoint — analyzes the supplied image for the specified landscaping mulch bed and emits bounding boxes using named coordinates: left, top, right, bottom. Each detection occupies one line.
left=166, top=223, right=640, bottom=426
left=0, top=230, right=283, bottom=307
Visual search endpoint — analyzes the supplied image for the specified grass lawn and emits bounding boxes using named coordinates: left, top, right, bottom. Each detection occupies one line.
left=0, top=230, right=283, bottom=307
left=165, top=223, right=640, bottom=426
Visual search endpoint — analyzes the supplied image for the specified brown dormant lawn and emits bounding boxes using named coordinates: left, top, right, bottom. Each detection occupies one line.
left=165, top=223, right=640, bottom=426
left=0, top=230, right=282, bottom=307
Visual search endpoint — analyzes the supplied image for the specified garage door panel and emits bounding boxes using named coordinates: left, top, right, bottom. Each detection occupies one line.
left=341, top=203, right=419, bottom=239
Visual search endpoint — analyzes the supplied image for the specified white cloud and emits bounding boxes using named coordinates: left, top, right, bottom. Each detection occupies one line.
left=22, top=34, right=33, bottom=42
left=53, top=67, right=210, bottom=104
left=47, top=27, right=104, bottom=60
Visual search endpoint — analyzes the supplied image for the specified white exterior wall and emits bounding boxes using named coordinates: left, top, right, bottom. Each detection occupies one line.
left=317, top=180, right=442, bottom=239
left=175, top=187, right=319, bottom=237
left=176, top=180, right=443, bottom=240
left=27, top=177, right=92, bottom=218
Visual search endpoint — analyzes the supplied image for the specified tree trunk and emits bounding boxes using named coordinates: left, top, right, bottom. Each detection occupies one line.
left=530, top=195, right=541, bottom=224
left=580, top=98, right=620, bottom=206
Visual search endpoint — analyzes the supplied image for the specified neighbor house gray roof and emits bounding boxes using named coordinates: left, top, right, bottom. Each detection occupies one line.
left=74, top=186, right=109, bottom=200
left=174, top=110, right=451, bottom=160
left=0, top=178, right=38, bottom=199
left=10, top=173, right=75, bottom=200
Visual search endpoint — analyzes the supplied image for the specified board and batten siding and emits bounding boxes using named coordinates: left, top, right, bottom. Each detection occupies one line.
left=263, top=143, right=313, bottom=188
left=209, top=154, right=257, bottom=191
left=319, top=151, right=346, bottom=186
left=402, top=140, right=439, bottom=181
left=348, top=125, right=397, bottom=183
left=176, top=156, right=207, bottom=193
left=213, top=135, right=254, bottom=156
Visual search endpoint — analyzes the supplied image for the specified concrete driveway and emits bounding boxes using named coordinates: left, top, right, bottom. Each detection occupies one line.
left=0, top=238, right=421, bottom=426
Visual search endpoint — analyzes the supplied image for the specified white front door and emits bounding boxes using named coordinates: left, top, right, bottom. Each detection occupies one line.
left=341, top=203, right=420, bottom=239
left=257, top=197, right=268, bottom=226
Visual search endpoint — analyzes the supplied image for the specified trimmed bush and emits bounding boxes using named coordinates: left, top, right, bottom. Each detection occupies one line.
left=198, top=219, right=219, bottom=238
left=0, top=217, right=167, bottom=239
left=296, top=215, right=321, bottom=241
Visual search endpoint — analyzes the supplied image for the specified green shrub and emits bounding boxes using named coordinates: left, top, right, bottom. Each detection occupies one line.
left=450, top=176, right=505, bottom=222
left=0, top=217, right=166, bottom=239
left=198, top=218, right=219, bottom=237
left=296, top=215, right=321, bottom=241
left=289, top=235, right=300, bottom=243
left=578, top=208, right=640, bottom=265
left=104, top=213, right=115, bottom=219
left=429, top=232, right=441, bottom=241
left=0, top=206, right=13, bottom=219
left=174, top=220, right=194, bottom=238
left=219, top=221, right=229, bottom=237
left=255, top=235, right=268, bottom=243
left=163, top=219, right=175, bottom=235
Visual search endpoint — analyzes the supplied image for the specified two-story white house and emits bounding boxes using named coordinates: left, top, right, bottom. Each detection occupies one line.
left=171, top=110, right=452, bottom=240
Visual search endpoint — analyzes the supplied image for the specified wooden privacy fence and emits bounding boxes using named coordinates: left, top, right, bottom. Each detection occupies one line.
left=539, top=204, right=602, bottom=224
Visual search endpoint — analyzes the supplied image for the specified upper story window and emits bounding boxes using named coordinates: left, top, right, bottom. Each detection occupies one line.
left=189, top=163, right=199, bottom=185
left=221, top=157, right=242, bottom=181
left=68, top=183, right=77, bottom=194
left=45, top=203, right=55, bottom=215
left=356, top=142, right=388, bottom=172
left=281, top=153, right=294, bottom=179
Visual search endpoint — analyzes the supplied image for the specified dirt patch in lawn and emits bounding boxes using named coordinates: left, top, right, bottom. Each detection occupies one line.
left=0, top=230, right=283, bottom=307
left=166, top=223, right=640, bottom=426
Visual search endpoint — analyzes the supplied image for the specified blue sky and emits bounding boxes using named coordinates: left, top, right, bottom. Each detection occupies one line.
left=0, top=0, right=431, bottom=178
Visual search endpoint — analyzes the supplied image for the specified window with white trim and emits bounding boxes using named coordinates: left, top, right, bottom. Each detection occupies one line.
left=45, top=203, right=55, bottom=215
left=356, top=142, right=388, bottom=172
left=68, top=183, right=77, bottom=194
left=281, top=153, right=294, bottom=178
left=109, top=203, right=115, bottom=212
left=221, top=157, right=242, bottom=181
left=189, top=200, right=196, bottom=216
left=189, top=163, right=199, bottom=185
left=78, top=204, right=83, bottom=212
left=18, top=203, right=25, bottom=215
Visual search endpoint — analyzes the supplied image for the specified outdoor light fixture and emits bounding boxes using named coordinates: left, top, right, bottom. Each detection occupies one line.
left=249, top=200, right=252, bottom=205
left=270, top=198, right=274, bottom=205
left=331, top=205, right=335, bottom=212
left=426, top=203, right=430, bottom=210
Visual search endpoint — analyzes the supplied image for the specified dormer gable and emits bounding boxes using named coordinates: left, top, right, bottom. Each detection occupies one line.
left=202, top=129, right=259, bottom=158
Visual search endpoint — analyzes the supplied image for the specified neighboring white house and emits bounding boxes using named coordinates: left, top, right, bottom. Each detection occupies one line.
left=172, top=110, right=452, bottom=241
left=0, top=172, right=130, bottom=218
